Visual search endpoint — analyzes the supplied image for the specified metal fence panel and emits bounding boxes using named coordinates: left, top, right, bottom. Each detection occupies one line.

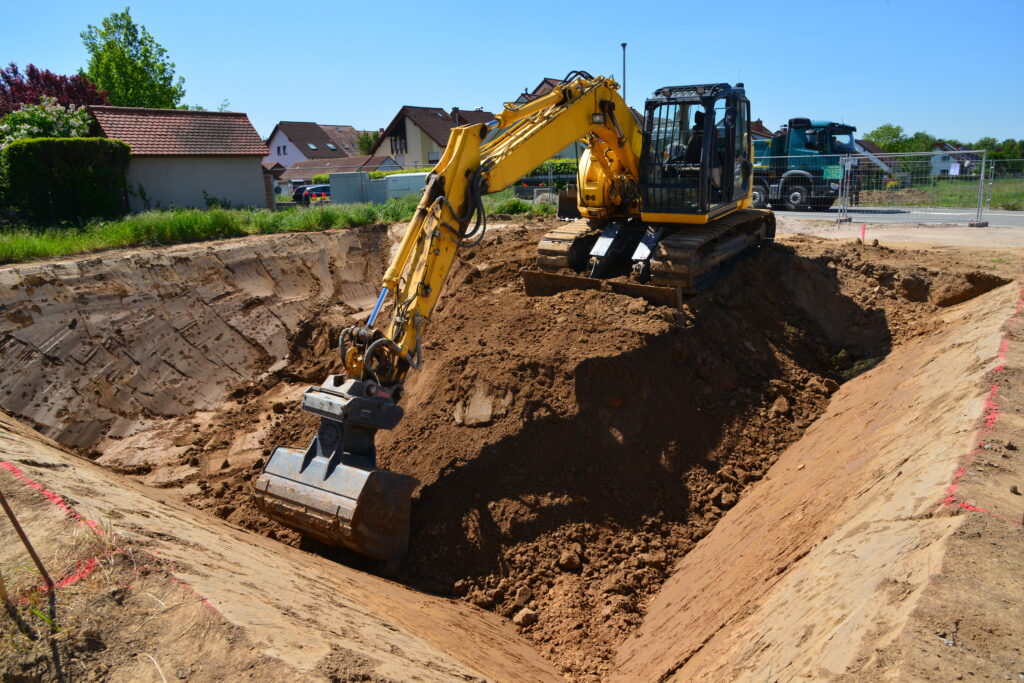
left=754, top=149, right=995, bottom=225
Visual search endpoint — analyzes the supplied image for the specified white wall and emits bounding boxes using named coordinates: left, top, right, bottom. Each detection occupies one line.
left=128, top=156, right=267, bottom=211
left=263, top=129, right=308, bottom=168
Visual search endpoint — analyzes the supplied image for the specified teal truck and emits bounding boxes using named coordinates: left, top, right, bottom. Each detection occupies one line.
left=752, top=118, right=857, bottom=211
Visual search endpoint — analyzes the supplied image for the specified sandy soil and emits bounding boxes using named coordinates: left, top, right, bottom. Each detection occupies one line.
left=0, top=410, right=558, bottom=681
left=3, top=220, right=1023, bottom=680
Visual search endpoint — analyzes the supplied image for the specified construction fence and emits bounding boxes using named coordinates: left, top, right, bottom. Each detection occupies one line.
left=754, top=149, right=1008, bottom=225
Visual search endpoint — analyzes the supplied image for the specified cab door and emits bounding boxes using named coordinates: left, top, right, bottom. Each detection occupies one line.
left=709, top=93, right=750, bottom=212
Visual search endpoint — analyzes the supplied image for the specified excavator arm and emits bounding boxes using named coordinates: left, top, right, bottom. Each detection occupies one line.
left=255, top=73, right=643, bottom=564
left=252, top=73, right=643, bottom=565
left=343, top=72, right=641, bottom=389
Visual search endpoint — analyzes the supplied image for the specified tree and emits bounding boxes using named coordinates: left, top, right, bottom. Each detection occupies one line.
left=0, top=97, right=92, bottom=149
left=81, top=7, right=185, bottom=108
left=356, top=130, right=380, bottom=156
left=972, top=137, right=998, bottom=152
left=0, top=63, right=107, bottom=116
left=903, top=131, right=938, bottom=153
left=864, top=123, right=906, bottom=152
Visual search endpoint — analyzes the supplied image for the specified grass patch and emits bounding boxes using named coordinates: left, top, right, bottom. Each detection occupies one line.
left=858, top=177, right=1024, bottom=209
left=0, top=190, right=553, bottom=265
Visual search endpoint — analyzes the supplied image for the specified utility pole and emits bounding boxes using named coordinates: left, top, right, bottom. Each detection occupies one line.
left=621, top=42, right=627, bottom=103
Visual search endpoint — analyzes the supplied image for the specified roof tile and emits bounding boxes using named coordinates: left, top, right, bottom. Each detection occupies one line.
left=90, top=106, right=267, bottom=156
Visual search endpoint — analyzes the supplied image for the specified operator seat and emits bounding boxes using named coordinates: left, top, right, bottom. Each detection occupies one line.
left=683, top=111, right=705, bottom=164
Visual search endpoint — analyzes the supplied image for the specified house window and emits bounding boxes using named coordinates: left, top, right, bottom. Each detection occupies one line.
left=326, top=143, right=337, bottom=151
left=427, top=151, right=441, bottom=163
left=276, top=145, right=280, bottom=154
left=307, top=143, right=318, bottom=150
left=282, top=145, right=287, bottom=154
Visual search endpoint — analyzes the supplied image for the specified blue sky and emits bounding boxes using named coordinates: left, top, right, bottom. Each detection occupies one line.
left=3, top=0, right=1021, bottom=143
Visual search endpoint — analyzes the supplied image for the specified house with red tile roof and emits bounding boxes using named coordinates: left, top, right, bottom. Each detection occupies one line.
left=371, top=106, right=494, bottom=168
left=90, top=106, right=268, bottom=212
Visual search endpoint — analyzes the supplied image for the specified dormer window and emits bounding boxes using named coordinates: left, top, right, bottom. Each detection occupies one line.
left=307, top=143, right=318, bottom=150
left=326, top=143, right=337, bottom=150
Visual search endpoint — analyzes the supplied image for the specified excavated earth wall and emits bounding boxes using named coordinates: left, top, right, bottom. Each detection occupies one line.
left=0, top=230, right=385, bottom=449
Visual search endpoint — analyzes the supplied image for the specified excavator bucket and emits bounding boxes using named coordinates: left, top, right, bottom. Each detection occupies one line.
left=521, top=269, right=683, bottom=308
left=254, top=377, right=418, bottom=563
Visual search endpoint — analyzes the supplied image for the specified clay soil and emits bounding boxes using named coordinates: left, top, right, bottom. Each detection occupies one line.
left=87, top=220, right=1015, bottom=678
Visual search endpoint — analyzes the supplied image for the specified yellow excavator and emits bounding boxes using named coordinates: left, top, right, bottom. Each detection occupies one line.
left=254, top=72, right=775, bottom=564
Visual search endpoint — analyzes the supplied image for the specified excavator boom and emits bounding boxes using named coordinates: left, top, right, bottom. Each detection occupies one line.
left=255, top=73, right=647, bottom=563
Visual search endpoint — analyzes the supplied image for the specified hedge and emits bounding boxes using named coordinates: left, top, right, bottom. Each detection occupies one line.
left=0, top=137, right=130, bottom=225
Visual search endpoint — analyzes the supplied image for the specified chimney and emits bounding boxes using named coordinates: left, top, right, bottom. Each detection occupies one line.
left=451, top=107, right=460, bottom=125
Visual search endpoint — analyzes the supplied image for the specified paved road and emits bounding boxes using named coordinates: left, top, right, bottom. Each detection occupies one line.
left=775, top=205, right=1024, bottom=229
left=777, top=215, right=1024, bottom=249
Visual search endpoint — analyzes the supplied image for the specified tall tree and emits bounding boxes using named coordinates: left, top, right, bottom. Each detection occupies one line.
left=864, top=123, right=906, bottom=152
left=0, top=63, right=107, bottom=116
left=357, top=130, right=380, bottom=156
left=81, top=7, right=185, bottom=108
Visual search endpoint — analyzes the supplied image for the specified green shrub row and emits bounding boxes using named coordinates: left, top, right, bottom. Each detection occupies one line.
left=0, top=137, right=130, bottom=225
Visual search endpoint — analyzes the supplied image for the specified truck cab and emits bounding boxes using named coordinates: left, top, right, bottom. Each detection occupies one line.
left=753, top=118, right=856, bottom=211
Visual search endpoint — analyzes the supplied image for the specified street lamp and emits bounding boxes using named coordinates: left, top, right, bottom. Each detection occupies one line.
left=621, top=42, right=627, bottom=103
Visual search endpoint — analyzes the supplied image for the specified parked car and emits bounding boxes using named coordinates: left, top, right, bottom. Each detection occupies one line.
left=302, top=185, right=331, bottom=205
left=291, top=185, right=310, bottom=203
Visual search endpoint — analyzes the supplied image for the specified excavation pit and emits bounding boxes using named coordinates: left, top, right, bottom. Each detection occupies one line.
left=1, top=222, right=1019, bottom=680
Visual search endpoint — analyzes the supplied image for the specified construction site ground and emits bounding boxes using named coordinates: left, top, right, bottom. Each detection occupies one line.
left=1, top=215, right=1022, bottom=681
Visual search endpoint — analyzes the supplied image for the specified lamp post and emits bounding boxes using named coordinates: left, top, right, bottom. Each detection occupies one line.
left=621, top=42, right=627, bottom=103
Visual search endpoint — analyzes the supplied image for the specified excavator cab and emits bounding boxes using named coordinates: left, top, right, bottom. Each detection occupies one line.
left=527, top=81, right=770, bottom=301
left=639, top=84, right=753, bottom=220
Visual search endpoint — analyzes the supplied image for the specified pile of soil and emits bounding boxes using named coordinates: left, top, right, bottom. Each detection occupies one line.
left=87, top=223, right=1009, bottom=679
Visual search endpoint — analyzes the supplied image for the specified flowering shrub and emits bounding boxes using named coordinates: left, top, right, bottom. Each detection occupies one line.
left=0, top=97, right=92, bottom=149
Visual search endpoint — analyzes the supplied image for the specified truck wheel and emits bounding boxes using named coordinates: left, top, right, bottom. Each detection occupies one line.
left=752, top=184, right=769, bottom=208
left=784, top=185, right=810, bottom=211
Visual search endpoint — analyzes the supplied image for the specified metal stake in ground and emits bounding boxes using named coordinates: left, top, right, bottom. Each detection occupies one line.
left=0, top=489, right=54, bottom=590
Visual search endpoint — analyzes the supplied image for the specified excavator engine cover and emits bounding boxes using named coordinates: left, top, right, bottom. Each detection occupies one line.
left=254, top=376, right=418, bottom=563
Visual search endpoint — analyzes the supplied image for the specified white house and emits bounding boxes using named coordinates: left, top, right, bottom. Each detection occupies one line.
left=91, top=106, right=268, bottom=212
left=931, top=142, right=980, bottom=176
left=263, top=121, right=366, bottom=168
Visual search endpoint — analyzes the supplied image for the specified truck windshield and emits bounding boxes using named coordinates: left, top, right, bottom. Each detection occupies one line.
left=830, top=132, right=856, bottom=153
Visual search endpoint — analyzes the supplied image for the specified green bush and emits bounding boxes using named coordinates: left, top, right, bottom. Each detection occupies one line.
left=488, top=198, right=533, bottom=215
left=0, top=137, right=130, bottom=225
left=525, top=159, right=578, bottom=177
left=311, top=173, right=329, bottom=184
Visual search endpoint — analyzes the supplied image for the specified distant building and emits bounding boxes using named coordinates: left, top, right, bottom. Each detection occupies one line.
left=263, top=121, right=370, bottom=168
left=750, top=119, right=774, bottom=141
left=931, top=142, right=981, bottom=176
left=371, top=106, right=494, bottom=168
left=90, top=106, right=268, bottom=212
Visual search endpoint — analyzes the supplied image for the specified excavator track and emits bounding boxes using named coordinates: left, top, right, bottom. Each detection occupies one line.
left=650, top=209, right=774, bottom=293
left=524, top=209, right=774, bottom=305
left=535, top=219, right=595, bottom=271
